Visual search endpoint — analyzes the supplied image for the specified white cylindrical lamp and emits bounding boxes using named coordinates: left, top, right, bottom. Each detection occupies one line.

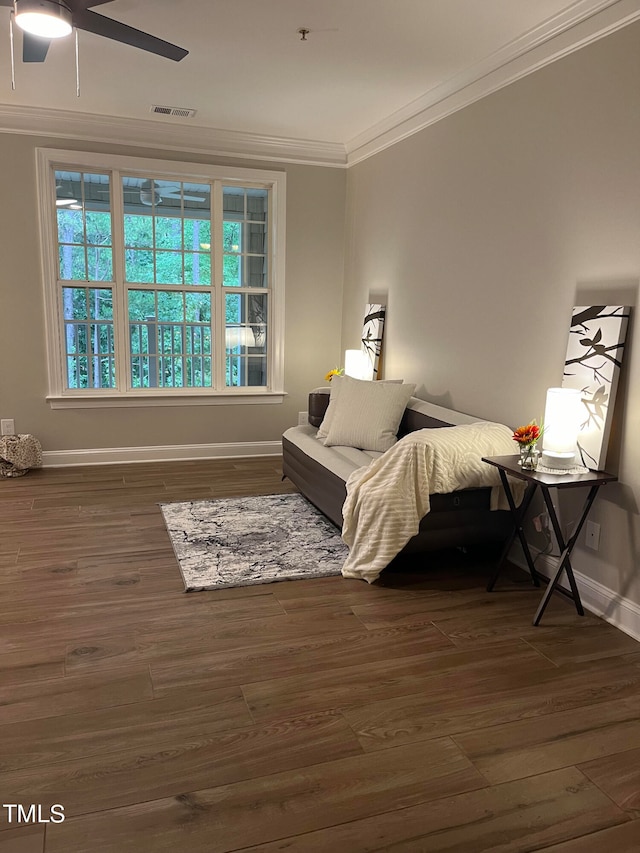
left=344, top=349, right=367, bottom=380
left=541, top=387, right=582, bottom=469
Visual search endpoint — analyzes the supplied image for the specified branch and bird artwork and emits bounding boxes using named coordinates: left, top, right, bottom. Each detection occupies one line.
left=561, top=305, right=630, bottom=470
left=360, top=303, right=386, bottom=381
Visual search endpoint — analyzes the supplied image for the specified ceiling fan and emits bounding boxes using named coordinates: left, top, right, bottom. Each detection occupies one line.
left=139, top=181, right=206, bottom=206
left=2, top=0, right=188, bottom=63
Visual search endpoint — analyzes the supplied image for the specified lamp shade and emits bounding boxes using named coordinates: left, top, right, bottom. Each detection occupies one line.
left=225, top=326, right=255, bottom=349
left=542, top=387, right=582, bottom=467
left=344, top=349, right=367, bottom=380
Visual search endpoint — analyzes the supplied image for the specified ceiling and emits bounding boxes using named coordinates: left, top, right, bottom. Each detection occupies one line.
left=0, top=0, right=636, bottom=165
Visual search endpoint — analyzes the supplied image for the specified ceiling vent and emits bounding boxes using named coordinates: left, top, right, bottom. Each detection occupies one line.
left=150, top=105, right=197, bottom=119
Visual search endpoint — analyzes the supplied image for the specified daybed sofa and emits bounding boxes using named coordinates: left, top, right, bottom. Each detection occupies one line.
left=282, top=385, right=513, bottom=556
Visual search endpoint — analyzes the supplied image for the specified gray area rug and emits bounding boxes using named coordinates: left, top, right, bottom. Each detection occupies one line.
left=160, top=493, right=348, bottom=592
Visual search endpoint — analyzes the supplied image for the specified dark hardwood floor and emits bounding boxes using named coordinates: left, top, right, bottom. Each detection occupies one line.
left=1, top=458, right=639, bottom=852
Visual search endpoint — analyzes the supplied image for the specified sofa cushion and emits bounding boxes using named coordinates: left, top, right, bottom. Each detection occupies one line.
left=315, top=378, right=405, bottom=436
left=315, top=378, right=342, bottom=439
left=283, top=425, right=382, bottom=482
left=321, top=376, right=416, bottom=452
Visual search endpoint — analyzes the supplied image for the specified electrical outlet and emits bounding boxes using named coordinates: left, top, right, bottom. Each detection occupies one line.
left=586, top=520, right=600, bottom=551
left=533, top=514, right=543, bottom=533
left=0, top=419, right=15, bottom=436
left=298, top=411, right=309, bottom=426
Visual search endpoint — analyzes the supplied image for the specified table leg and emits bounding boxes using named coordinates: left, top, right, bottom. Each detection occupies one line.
left=532, top=484, right=600, bottom=625
left=487, top=476, right=539, bottom=591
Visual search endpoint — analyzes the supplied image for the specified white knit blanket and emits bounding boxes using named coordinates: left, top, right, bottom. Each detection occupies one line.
left=341, top=422, right=523, bottom=583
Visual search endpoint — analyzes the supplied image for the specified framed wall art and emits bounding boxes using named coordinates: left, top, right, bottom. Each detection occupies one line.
left=562, top=305, right=631, bottom=470
left=360, top=303, right=386, bottom=381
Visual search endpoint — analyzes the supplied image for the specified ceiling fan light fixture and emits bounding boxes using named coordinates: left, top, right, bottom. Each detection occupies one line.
left=14, top=0, right=73, bottom=39
left=140, top=187, right=160, bottom=206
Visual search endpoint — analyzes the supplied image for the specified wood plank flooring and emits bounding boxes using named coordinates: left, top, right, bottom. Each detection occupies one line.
left=0, top=458, right=639, bottom=852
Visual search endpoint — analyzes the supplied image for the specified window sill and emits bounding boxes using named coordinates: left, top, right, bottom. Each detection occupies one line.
left=47, top=391, right=287, bottom=409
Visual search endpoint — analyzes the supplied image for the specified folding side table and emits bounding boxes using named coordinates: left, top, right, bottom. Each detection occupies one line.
left=482, top=455, right=617, bottom=625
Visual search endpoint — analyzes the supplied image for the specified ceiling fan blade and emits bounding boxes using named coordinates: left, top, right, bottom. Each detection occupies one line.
left=23, top=32, right=51, bottom=62
left=73, top=8, right=188, bottom=61
left=162, top=192, right=206, bottom=202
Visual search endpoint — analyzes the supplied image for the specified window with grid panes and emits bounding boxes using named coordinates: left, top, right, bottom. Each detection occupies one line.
left=37, top=149, right=285, bottom=406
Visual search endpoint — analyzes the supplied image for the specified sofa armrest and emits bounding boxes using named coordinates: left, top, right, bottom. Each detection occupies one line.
left=309, top=390, right=331, bottom=427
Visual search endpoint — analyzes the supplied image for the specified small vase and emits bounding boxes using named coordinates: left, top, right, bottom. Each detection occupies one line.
left=519, top=444, right=540, bottom=471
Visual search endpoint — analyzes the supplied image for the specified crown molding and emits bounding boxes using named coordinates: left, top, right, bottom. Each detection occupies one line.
left=0, top=0, right=636, bottom=170
left=0, top=105, right=348, bottom=168
left=347, top=0, right=640, bottom=166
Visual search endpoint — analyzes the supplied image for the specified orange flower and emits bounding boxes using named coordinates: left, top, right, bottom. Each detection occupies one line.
left=513, top=422, right=542, bottom=446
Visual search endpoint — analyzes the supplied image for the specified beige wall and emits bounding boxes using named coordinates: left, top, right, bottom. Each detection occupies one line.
left=343, top=23, right=640, bottom=607
left=0, top=135, right=346, bottom=451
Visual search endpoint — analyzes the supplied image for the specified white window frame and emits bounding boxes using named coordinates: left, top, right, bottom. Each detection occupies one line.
left=36, top=148, right=286, bottom=408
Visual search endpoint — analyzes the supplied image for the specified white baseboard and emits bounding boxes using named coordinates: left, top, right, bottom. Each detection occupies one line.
left=573, top=566, right=640, bottom=642
left=510, top=546, right=640, bottom=642
left=42, top=441, right=283, bottom=467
